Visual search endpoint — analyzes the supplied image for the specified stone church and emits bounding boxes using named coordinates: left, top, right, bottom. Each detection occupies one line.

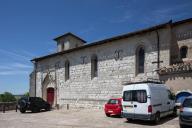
left=30, top=18, right=192, bottom=108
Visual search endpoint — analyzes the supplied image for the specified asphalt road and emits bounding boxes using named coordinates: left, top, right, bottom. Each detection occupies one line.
left=0, top=109, right=180, bottom=128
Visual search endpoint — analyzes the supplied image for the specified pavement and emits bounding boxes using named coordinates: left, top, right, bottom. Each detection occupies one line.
left=0, top=109, right=180, bottom=128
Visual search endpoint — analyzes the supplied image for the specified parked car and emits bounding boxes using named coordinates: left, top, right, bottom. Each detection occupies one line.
left=18, top=97, right=51, bottom=113
left=179, top=96, right=192, bottom=128
left=104, top=98, right=122, bottom=117
left=121, top=81, right=177, bottom=124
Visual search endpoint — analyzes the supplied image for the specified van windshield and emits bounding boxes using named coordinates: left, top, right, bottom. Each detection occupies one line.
left=123, top=90, right=147, bottom=103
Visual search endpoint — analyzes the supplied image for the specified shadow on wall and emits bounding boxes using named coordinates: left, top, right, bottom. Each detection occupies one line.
left=159, top=72, right=192, bottom=92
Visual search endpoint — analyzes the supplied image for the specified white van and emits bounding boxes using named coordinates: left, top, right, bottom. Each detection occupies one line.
left=121, top=81, right=176, bottom=123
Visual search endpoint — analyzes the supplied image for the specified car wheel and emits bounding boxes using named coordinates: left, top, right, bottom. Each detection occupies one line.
left=20, top=100, right=26, bottom=108
left=20, top=109, right=26, bottom=113
left=154, top=113, right=160, bottom=124
left=105, top=113, right=110, bottom=117
left=46, top=106, right=51, bottom=111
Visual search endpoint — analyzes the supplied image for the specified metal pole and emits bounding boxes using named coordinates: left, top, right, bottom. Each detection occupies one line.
left=16, top=104, right=18, bottom=112
left=3, top=104, right=5, bottom=113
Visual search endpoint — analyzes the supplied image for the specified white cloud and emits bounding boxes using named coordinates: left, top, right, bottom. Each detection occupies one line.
left=0, top=62, right=32, bottom=76
left=0, top=49, right=31, bottom=61
left=0, top=70, right=29, bottom=75
left=0, top=49, right=33, bottom=76
left=11, top=63, right=32, bottom=69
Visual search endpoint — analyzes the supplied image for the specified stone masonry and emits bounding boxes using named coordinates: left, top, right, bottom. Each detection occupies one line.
left=30, top=18, right=192, bottom=108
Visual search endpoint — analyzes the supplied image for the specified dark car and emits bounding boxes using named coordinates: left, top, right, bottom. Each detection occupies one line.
left=104, top=98, right=122, bottom=117
left=18, top=97, right=51, bottom=113
left=179, top=96, right=192, bottom=128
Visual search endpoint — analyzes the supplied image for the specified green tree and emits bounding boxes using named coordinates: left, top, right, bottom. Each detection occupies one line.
left=0, top=92, right=16, bottom=102
left=24, top=92, right=29, bottom=97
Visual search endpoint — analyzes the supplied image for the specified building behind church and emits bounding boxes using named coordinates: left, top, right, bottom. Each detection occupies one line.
left=30, top=18, right=192, bottom=108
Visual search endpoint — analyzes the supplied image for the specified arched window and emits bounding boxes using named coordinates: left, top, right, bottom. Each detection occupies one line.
left=91, top=54, right=98, bottom=79
left=61, top=43, right=64, bottom=51
left=180, top=46, right=188, bottom=59
left=136, top=46, right=145, bottom=74
left=65, top=60, right=70, bottom=81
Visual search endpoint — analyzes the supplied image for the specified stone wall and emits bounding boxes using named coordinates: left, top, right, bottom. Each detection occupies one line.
left=32, top=26, right=171, bottom=108
left=0, top=102, right=17, bottom=111
left=160, top=72, right=192, bottom=93
left=171, top=22, right=192, bottom=63
left=29, top=71, right=35, bottom=97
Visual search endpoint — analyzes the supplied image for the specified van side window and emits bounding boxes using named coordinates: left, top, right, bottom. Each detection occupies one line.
left=167, top=90, right=175, bottom=100
left=123, top=90, right=147, bottom=103
left=123, top=91, right=132, bottom=101
left=136, top=90, right=147, bottom=103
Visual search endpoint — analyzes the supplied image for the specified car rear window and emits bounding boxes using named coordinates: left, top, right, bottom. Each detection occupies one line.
left=183, top=99, right=192, bottom=108
left=107, top=99, right=118, bottom=104
left=123, top=90, right=147, bottom=103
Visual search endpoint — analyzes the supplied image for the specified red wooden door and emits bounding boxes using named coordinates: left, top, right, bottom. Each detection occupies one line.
left=47, top=88, right=54, bottom=105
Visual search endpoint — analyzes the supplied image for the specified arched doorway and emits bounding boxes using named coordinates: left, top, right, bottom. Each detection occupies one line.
left=47, top=87, right=54, bottom=106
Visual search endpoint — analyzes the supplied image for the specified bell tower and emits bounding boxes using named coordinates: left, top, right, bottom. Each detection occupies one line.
left=54, top=32, right=86, bottom=52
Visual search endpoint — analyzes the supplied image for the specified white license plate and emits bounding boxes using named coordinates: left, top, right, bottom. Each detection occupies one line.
left=108, top=110, right=113, bottom=113
left=126, top=108, right=133, bottom=113
left=125, top=106, right=133, bottom=113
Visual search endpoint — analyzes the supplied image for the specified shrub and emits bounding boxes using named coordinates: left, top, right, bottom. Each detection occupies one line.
left=0, top=92, right=16, bottom=102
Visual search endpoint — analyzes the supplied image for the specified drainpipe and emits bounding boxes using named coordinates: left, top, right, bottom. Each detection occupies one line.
left=55, top=67, right=57, bottom=107
left=155, top=30, right=160, bottom=69
left=32, top=61, right=37, bottom=97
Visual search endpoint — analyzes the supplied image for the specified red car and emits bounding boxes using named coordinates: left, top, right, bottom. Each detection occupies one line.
left=104, top=98, right=122, bottom=117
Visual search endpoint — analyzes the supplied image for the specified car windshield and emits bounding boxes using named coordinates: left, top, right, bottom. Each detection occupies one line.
left=183, top=99, right=192, bottom=108
left=107, top=99, right=118, bottom=104
left=123, top=90, right=147, bottom=103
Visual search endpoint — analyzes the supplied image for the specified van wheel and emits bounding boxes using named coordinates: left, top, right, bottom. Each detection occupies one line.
left=172, top=107, right=177, bottom=117
left=180, top=124, right=185, bottom=128
left=105, top=113, right=110, bottom=117
left=154, top=113, right=160, bottom=124
left=127, top=118, right=132, bottom=122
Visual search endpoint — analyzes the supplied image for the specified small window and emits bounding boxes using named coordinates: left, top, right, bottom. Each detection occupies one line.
left=123, top=90, right=147, bottom=103
left=136, top=90, right=147, bottom=103
left=65, top=60, right=70, bottom=81
left=167, top=90, right=175, bottom=100
left=91, top=54, right=98, bottom=79
left=180, top=46, right=188, bottom=59
left=123, top=91, right=133, bottom=101
left=61, top=43, right=64, bottom=51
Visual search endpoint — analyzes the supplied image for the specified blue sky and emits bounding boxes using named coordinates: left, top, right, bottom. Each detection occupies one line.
left=0, top=0, right=192, bottom=94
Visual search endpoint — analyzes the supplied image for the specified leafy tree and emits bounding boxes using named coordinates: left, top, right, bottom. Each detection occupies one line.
left=0, top=92, right=16, bottom=102
left=24, top=92, right=29, bottom=97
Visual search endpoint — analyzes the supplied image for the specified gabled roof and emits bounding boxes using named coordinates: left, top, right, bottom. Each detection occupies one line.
left=53, top=32, right=86, bottom=43
left=31, top=17, right=192, bottom=62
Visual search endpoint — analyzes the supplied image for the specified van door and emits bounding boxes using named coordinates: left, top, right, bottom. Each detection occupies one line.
left=167, top=90, right=175, bottom=111
left=160, top=89, right=172, bottom=117
left=133, top=90, right=148, bottom=119
left=122, top=85, right=135, bottom=119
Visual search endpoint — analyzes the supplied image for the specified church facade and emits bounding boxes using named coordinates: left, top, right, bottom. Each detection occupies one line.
left=30, top=18, right=192, bottom=108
